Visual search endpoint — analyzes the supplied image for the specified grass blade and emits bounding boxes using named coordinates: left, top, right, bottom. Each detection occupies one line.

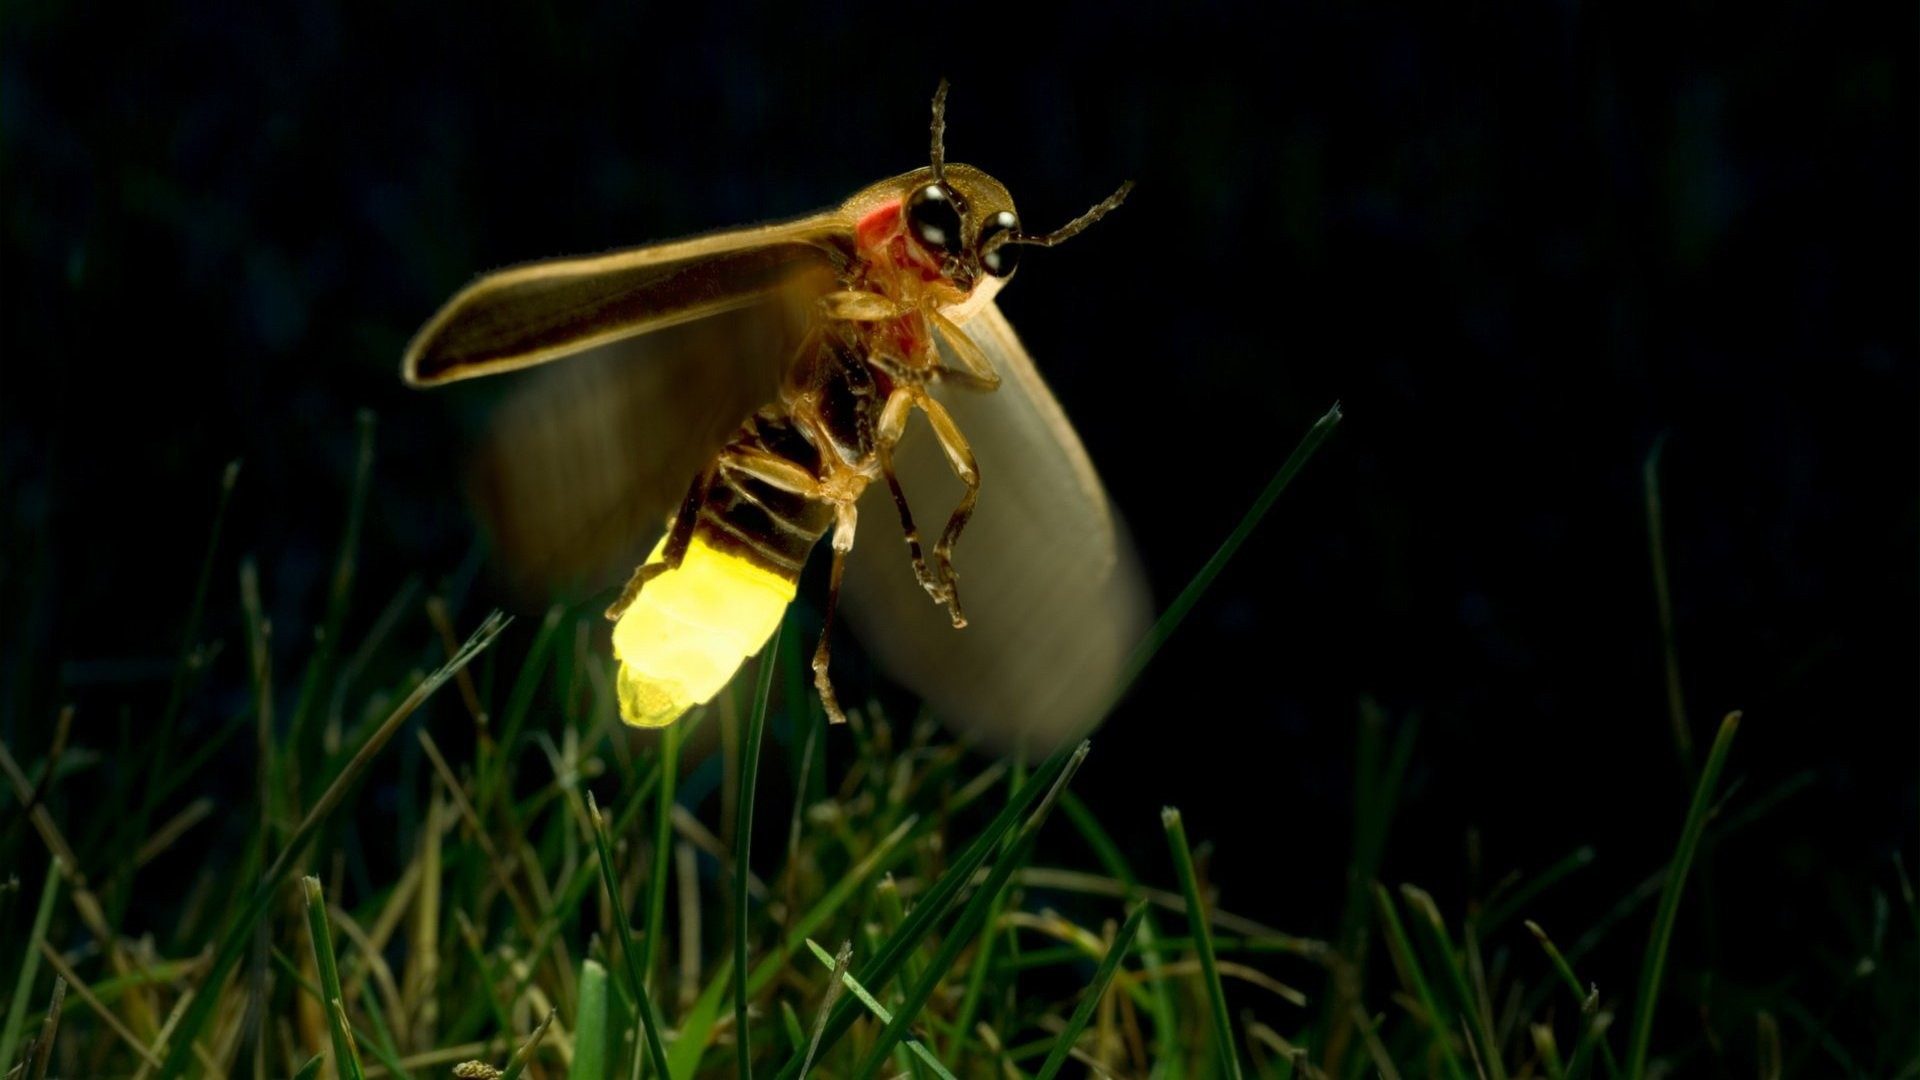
left=1059, top=791, right=1181, bottom=1069
left=1624, top=710, right=1741, bottom=1077
left=802, top=940, right=956, bottom=1080
left=0, top=857, right=61, bottom=1077
left=643, top=718, right=683, bottom=997
left=1035, top=903, right=1147, bottom=1080
left=1643, top=434, right=1692, bottom=769
left=1372, top=882, right=1467, bottom=1080
left=734, top=630, right=780, bottom=1079
left=1164, top=808, right=1243, bottom=1080
left=851, top=742, right=1091, bottom=1078
left=158, top=610, right=508, bottom=1076
left=26, top=975, right=64, bottom=1080
left=679, top=816, right=919, bottom=1078
left=1398, top=885, right=1505, bottom=1080
left=571, top=958, right=610, bottom=1080
left=588, top=793, right=673, bottom=1080
left=499, top=1008, right=557, bottom=1080
left=1474, top=846, right=1597, bottom=938
left=303, top=876, right=364, bottom=1080
left=771, top=737, right=1086, bottom=1080
left=798, top=942, right=852, bottom=1080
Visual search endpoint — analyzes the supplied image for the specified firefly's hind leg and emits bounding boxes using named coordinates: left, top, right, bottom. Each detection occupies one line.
left=605, top=465, right=713, bottom=621
left=810, top=503, right=858, bottom=725
left=915, top=392, right=979, bottom=628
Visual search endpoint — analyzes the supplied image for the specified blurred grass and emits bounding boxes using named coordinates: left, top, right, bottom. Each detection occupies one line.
left=0, top=404, right=1912, bottom=1078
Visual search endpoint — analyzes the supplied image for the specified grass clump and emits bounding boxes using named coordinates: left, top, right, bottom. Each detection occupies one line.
left=0, top=403, right=1909, bottom=1078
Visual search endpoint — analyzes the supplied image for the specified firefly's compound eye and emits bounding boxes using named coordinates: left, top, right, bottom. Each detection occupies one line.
left=906, top=183, right=963, bottom=254
left=976, top=211, right=1021, bottom=277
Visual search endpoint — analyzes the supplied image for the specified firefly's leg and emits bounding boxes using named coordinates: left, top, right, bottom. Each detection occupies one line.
left=915, top=392, right=979, bottom=628
left=605, top=465, right=713, bottom=621
left=811, top=503, right=858, bottom=725
left=717, top=448, right=822, bottom=495
left=927, top=310, right=1002, bottom=392
left=874, top=387, right=945, bottom=602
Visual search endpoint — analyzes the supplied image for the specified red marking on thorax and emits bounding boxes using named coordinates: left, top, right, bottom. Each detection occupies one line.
left=855, top=201, right=902, bottom=251
left=853, top=200, right=935, bottom=360
left=854, top=199, right=945, bottom=284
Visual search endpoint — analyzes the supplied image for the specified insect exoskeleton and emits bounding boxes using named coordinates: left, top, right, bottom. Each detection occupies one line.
left=403, top=82, right=1148, bottom=754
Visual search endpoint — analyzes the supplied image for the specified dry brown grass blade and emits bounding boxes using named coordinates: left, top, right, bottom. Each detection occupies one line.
left=26, top=975, right=66, bottom=1080
left=36, top=943, right=164, bottom=1072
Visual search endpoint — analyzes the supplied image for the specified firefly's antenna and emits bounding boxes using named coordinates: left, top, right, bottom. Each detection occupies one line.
left=929, top=79, right=950, bottom=185
left=984, top=180, right=1135, bottom=256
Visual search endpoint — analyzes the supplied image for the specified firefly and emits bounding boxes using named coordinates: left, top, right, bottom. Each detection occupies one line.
left=404, top=83, right=1146, bottom=751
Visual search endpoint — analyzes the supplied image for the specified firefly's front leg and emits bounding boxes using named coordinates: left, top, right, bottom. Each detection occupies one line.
left=927, top=309, right=1001, bottom=392
left=914, top=392, right=979, bottom=628
left=605, top=465, right=713, bottom=621
left=874, top=387, right=948, bottom=605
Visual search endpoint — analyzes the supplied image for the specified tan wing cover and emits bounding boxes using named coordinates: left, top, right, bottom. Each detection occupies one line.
left=403, top=217, right=847, bottom=386
left=842, top=301, right=1151, bottom=753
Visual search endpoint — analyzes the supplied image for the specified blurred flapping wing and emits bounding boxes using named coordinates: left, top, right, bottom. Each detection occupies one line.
left=463, top=299, right=816, bottom=607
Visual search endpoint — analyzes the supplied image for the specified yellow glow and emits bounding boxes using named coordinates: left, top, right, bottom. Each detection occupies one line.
left=611, top=533, right=796, bottom=727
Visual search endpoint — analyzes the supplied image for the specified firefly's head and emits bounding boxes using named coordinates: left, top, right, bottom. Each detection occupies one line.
left=845, top=81, right=1132, bottom=310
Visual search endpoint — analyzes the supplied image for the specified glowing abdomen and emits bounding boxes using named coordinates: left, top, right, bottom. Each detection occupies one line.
left=611, top=530, right=800, bottom=727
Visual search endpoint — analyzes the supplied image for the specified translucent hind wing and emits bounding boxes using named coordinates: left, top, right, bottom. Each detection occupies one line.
left=842, top=300, right=1150, bottom=753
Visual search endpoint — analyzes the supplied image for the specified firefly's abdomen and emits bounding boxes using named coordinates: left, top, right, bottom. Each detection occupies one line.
left=612, top=410, right=837, bottom=727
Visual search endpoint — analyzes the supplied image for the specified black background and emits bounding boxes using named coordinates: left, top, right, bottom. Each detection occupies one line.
left=4, top=0, right=1913, bottom=1059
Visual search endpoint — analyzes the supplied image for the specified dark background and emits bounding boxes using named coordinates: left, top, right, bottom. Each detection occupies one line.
left=4, top=0, right=1913, bottom=1063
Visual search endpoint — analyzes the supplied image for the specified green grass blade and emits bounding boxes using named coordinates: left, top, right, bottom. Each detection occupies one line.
left=1642, top=434, right=1692, bottom=769
left=1399, top=885, right=1506, bottom=1080
left=679, top=815, right=920, bottom=1079
left=1035, top=903, right=1147, bottom=1080
left=302, top=876, right=364, bottom=1080
left=0, top=857, right=61, bottom=1077
left=798, top=941, right=853, bottom=1080
left=268, top=947, right=412, bottom=1079
left=802, top=940, right=957, bottom=1080
left=1564, top=1010, right=1613, bottom=1080
left=158, top=611, right=508, bottom=1076
left=734, top=630, right=780, bottom=1080
left=643, top=718, right=683, bottom=997
left=500, top=1008, right=557, bottom=1080
left=571, top=957, right=610, bottom=1080
left=1372, top=882, right=1467, bottom=1080
left=1164, top=808, right=1243, bottom=1080
left=1523, top=915, right=1622, bottom=1079
left=850, top=742, right=1090, bottom=1079
left=125, top=460, right=240, bottom=899
left=1112, top=403, right=1342, bottom=705
left=1475, top=846, right=1597, bottom=938
left=588, top=793, right=673, bottom=1080
left=779, top=1001, right=806, bottom=1057
left=292, top=1052, right=326, bottom=1080
left=1060, top=791, right=1181, bottom=1072
left=771, top=738, right=1085, bottom=1080
left=1625, top=710, right=1741, bottom=1078
left=944, top=876, right=1008, bottom=1063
